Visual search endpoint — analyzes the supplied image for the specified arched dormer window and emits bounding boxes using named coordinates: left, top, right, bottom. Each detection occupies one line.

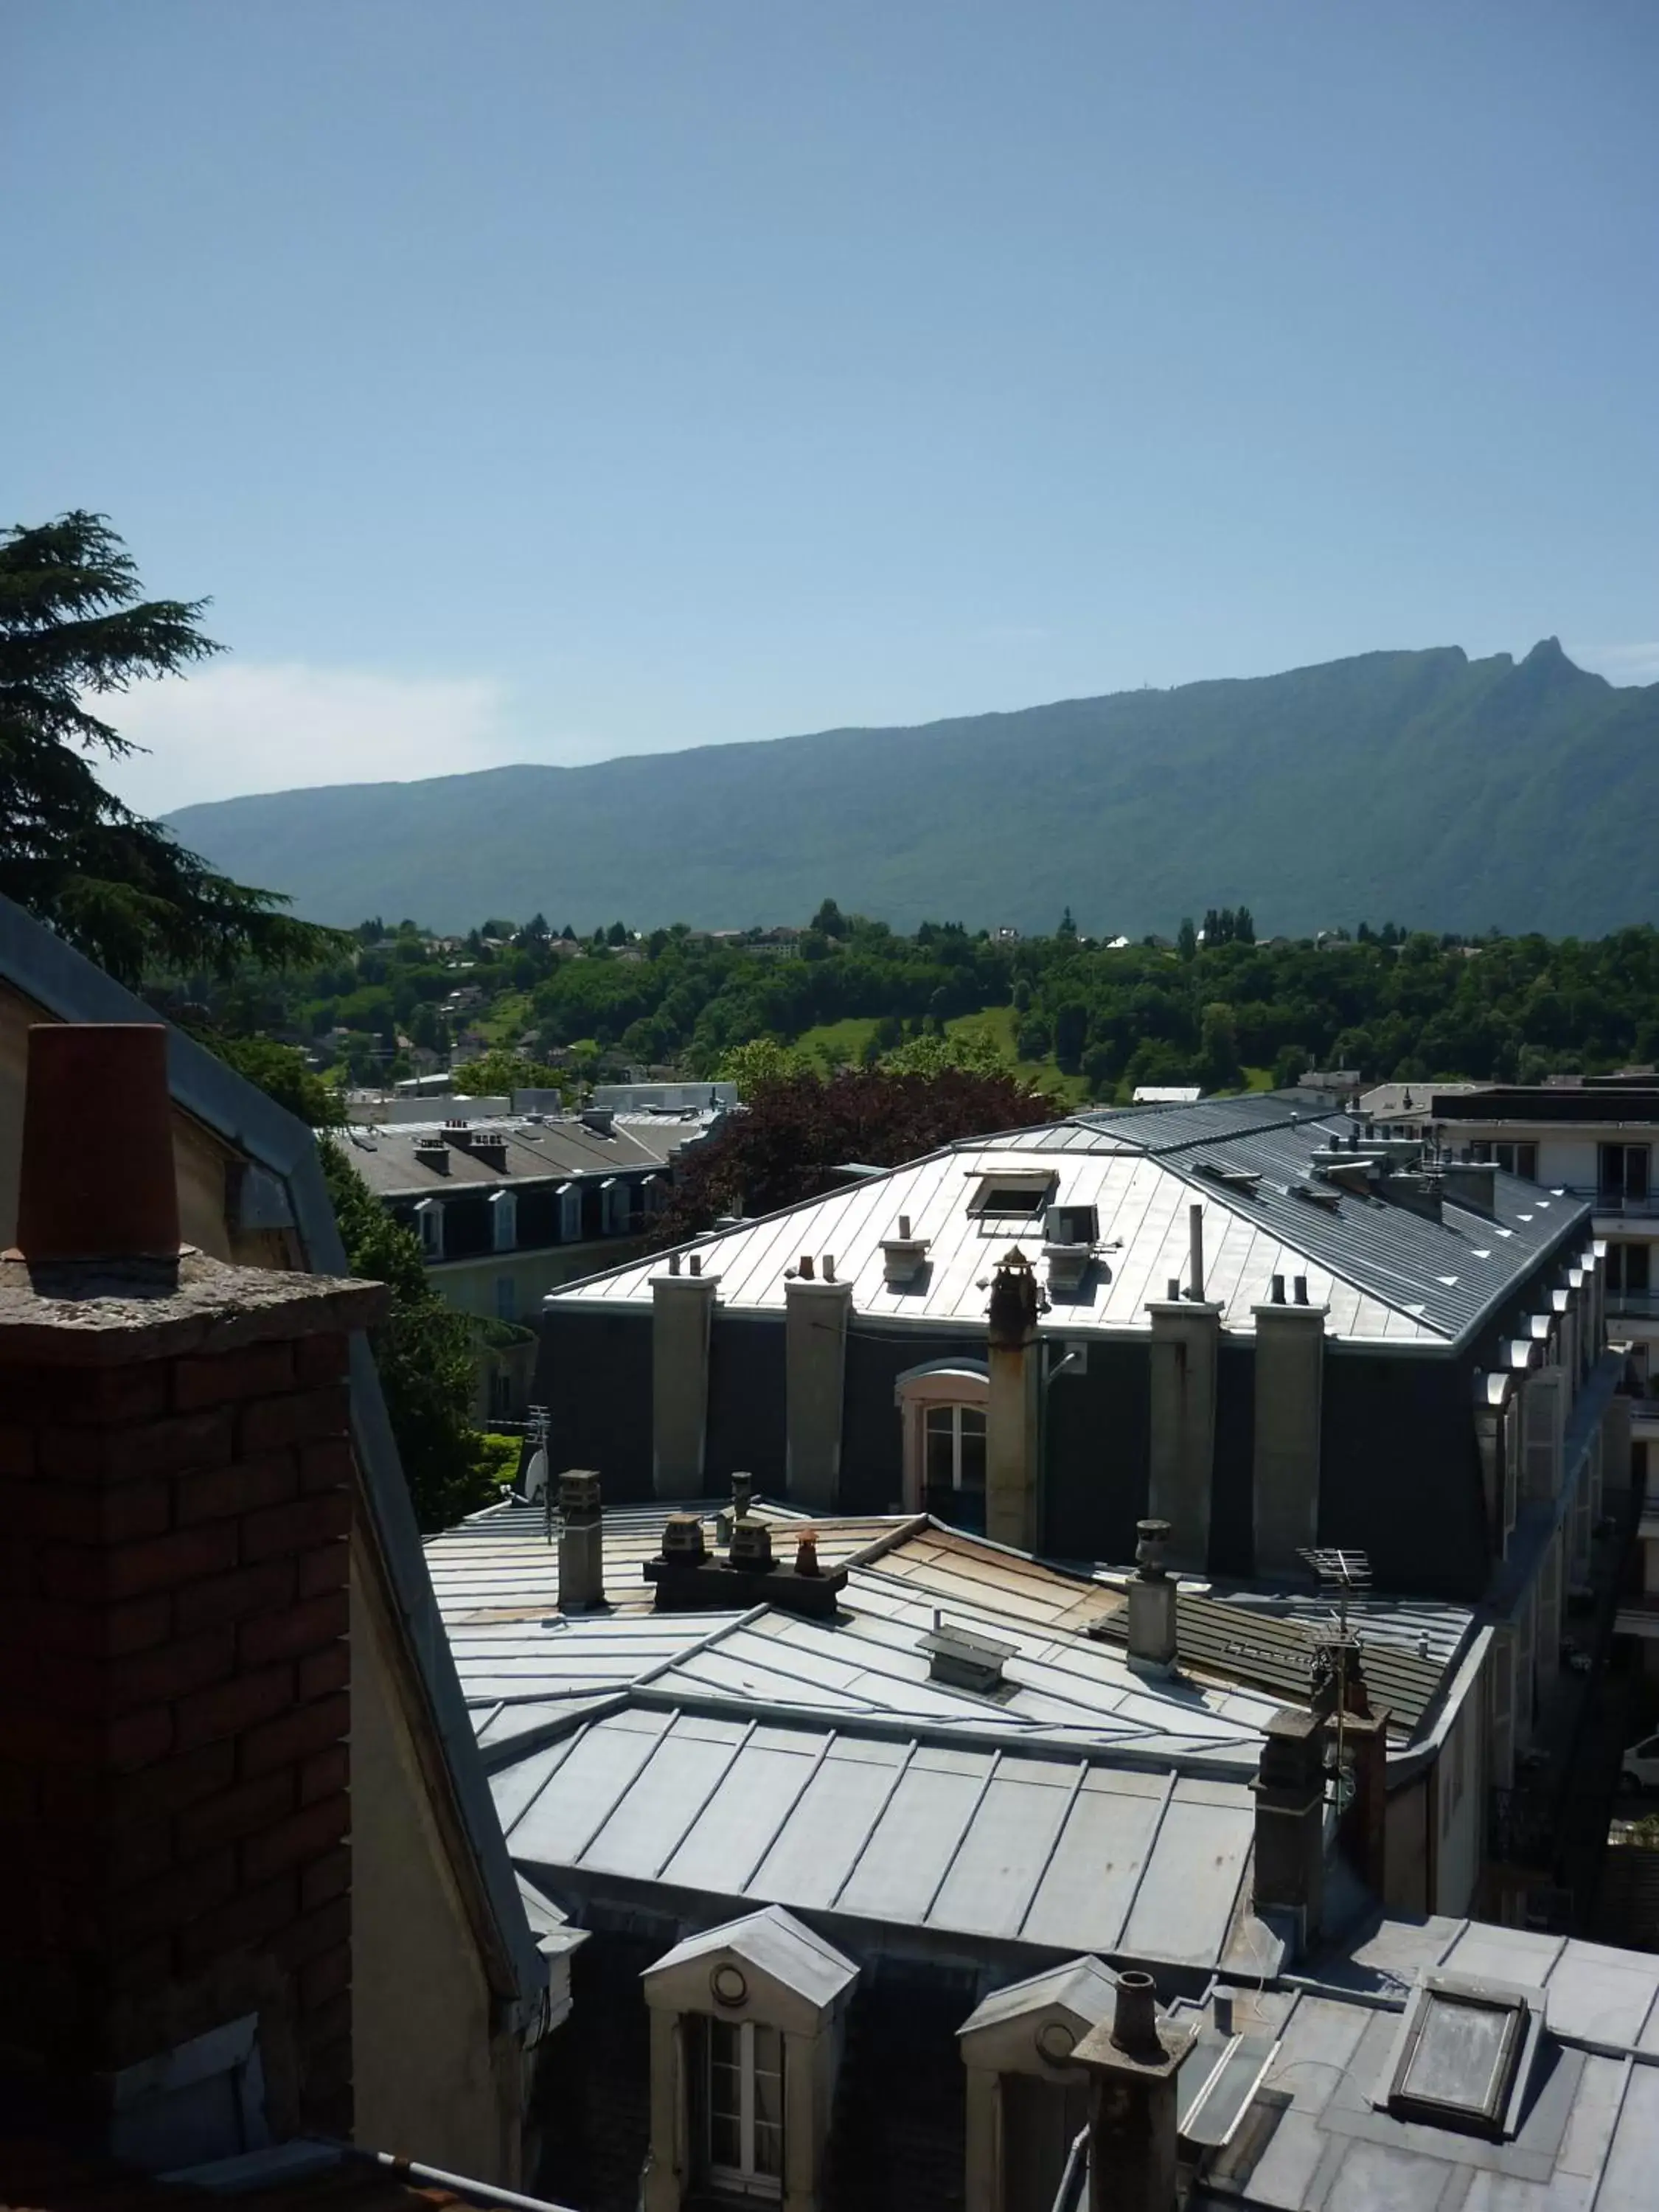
left=894, top=1360, right=990, bottom=1528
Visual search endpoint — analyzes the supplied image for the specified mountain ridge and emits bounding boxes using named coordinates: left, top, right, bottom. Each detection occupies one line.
left=164, top=641, right=1658, bottom=938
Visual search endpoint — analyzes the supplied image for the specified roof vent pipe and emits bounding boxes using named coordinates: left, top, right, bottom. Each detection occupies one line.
left=822, top=1253, right=835, bottom=1283
left=1127, top=1517, right=1178, bottom=1674
left=898, top=1215, right=911, bottom=1240
left=799, top=1253, right=814, bottom=1281
left=1271, top=1274, right=1286, bottom=1305
left=1111, top=1971, right=1160, bottom=2059
left=1293, top=1276, right=1309, bottom=1306
left=1166, top=1276, right=1181, bottom=1303
left=1188, top=1204, right=1205, bottom=1302
left=668, top=1251, right=681, bottom=1276
left=689, top=1253, right=702, bottom=1277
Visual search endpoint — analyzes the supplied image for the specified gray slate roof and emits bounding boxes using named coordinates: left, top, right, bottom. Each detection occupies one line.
left=341, top=1111, right=693, bottom=1197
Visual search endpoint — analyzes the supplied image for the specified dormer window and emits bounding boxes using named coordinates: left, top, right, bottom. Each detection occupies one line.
left=490, top=1188, right=518, bottom=1253
left=1380, top=1974, right=1540, bottom=2139
left=414, top=1196, right=444, bottom=1260
left=557, top=1183, right=582, bottom=1241
left=967, top=1170, right=1057, bottom=1225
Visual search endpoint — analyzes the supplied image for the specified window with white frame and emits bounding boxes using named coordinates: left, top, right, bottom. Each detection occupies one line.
left=490, top=1188, right=518, bottom=1253
left=895, top=1362, right=990, bottom=1530
left=557, top=1183, right=582, bottom=1242
left=414, top=1197, right=444, bottom=1260
left=924, top=1404, right=987, bottom=1528
left=602, top=1177, right=632, bottom=1235
left=703, top=2017, right=784, bottom=2199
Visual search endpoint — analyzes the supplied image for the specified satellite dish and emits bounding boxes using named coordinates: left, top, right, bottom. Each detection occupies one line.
left=522, top=1445, right=548, bottom=1505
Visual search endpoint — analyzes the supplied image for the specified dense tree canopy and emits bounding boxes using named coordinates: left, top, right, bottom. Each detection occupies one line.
left=171, top=904, right=1659, bottom=1107
left=650, top=1066, right=1057, bottom=1245
left=0, top=512, right=335, bottom=983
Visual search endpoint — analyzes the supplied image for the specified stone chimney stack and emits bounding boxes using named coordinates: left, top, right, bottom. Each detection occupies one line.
left=0, top=1023, right=386, bottom=2154
left=652, top=1262, right=719, bottom=1498
left=1144, top=1207, right=1221, bottom=1569
left=1125, top=1518, right=1178, bottom=1674
left=557, top=1469, right=605, bottom=1612
left=1251, top=1708, right=1329, bottom=1953
left=1073, top=1971, right=1194, bottom=2212
left=1251, top=1284, right=1328, bottom=1576
left=785, top=1266, right=852, bottom=1513
left=985, top=1248, right=1042, bottom=1553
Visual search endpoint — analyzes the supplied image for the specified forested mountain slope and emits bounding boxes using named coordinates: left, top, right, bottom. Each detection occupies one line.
left=166, top=641, right=1658, bottom=936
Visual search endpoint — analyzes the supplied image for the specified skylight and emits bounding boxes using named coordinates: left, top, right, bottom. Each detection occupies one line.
left=1382, top=1975, right=1537, bottom=2139
left=966, top=1170, right=1057, bottom=1222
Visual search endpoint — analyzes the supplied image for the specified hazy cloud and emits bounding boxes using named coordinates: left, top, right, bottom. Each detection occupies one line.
left=100, top=661, right=526, bottom=815
left=1568, top=641, right=1659, bottom=686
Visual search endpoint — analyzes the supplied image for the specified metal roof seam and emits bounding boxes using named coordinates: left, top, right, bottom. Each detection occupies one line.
left=647, top=1717, right=759, bottom=1883
left=1012, top=1759, right=1093, bottom=1941
left=824, top=1739, right=920, bottom=1912
left=500, top=1719, right=594, bottom=1839
left=1107, top=1767, right=1180, bottom=1954
left=919, top=1749, right=1004, bottom=1927
left=731, top=1728, right=842, bottom=1895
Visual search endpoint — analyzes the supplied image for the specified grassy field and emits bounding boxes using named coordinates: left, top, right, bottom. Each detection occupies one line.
left=793, top=1015, right=883, bottom=1065
left=480, top=989, right=533, bottom=1045
left=793, top=1003, right=1093, bottom=1106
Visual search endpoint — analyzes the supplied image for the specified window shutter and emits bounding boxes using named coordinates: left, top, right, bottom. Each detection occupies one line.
left=1487, top=1631, right=1514, bottom=1791
left=1514, top=1585, right=1536, bottom=1743
left=1537, top=1532, right=1563, bottom=1680
left=1502, top=1402, right=1520, bottom=1540
left=1521, top=1374, right=1562, bottom=1500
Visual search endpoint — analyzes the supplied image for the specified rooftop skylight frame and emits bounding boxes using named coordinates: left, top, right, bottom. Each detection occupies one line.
left=1377, top=1971, right=1543, bottom=2140
left=965, top=1168, right=1058, bottom=1225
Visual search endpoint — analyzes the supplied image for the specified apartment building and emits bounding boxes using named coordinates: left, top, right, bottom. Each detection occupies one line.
left=1366, top=1077, right=1659, bottom=1672
left=531, top=1091, right=1627, bottom=1929
left=346, top=1102, right=720, bottom=1420
left=422, top=1485, right=1659, bottom=2212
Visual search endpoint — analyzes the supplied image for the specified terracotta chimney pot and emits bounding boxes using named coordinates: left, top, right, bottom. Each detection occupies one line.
left=13, top=1023, right=181, bottom=1265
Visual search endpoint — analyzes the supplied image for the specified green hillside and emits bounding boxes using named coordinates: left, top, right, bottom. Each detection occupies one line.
left=164, top=641, right=1659, bottom=937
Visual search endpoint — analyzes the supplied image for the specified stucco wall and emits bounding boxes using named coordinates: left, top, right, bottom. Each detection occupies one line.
left=350, top=1537, right=521, bottom=2179
left=0, top=977, right=294, bottom=1267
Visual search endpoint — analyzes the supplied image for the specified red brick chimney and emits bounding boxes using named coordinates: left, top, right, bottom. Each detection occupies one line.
left=0, top=1025, right=386, bottom=2157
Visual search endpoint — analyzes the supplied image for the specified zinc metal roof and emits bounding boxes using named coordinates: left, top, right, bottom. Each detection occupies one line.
left=644, top=1903, right=858, bottom=2008
left=957, top=1953, right=1119, bottom=2037
left=426, top=1498, right=910, bottom=1624
left=433, top=1503, right=1472, bottom=1759
left=549, top=1093, right=1587, bottom=1350
left=500, top=1702, right=1259, bottom=1972
left=1186, top=1918, right=1659, bottom=2210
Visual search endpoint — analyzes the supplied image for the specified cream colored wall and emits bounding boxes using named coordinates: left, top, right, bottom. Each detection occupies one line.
left=2, top=980, right=524, bottom=2170
left=428, top=1236, right=650, bottom=1318
left=0, top=978, right=291, bottom=1265
left=350, top=1537, right=522, bottom=2180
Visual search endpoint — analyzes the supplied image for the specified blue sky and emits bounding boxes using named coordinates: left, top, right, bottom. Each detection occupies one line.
left=4, top=1, right=1656, bottom=812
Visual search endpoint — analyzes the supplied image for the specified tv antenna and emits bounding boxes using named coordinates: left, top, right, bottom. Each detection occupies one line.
left=1298, top=1547, right=1371, bottom=1809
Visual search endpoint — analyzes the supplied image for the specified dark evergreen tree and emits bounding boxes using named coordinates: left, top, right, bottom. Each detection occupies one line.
left=0, top=512, right=335, bottom=984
